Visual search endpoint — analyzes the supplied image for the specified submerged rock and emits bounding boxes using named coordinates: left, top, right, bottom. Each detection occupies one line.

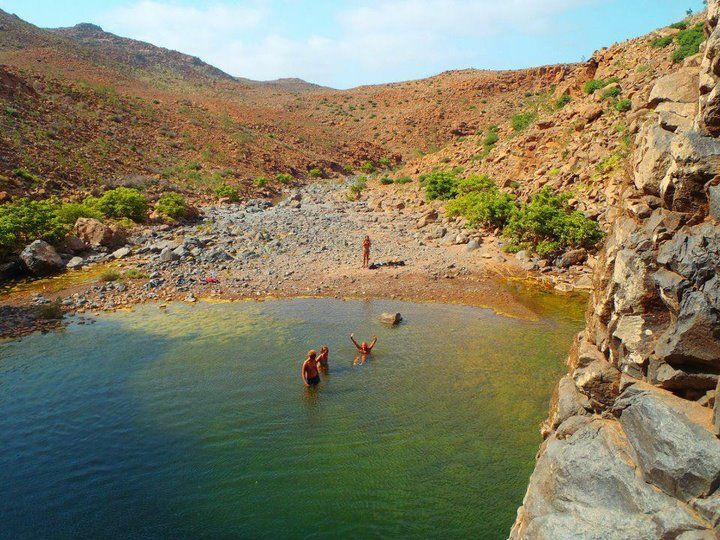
left=379, top=312, right=402, bottom=326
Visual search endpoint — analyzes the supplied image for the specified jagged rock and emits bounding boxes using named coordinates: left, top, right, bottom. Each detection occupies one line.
left=73, top=218, right=126, bottom=249
left=19, top=240, right=63, bottom=276
left=710, top=183, right=720, bottom=221
left=614, top=381, right=720, bottom=502
left=649, top=68, right=699, bottom=107
left=634, top=123, right=675, bottom=197
left=654, top=289, right=720, bottom=369
left=573, top=356, right=621, bottom=407
left=547, top=375, right=591, bottom=432
left=648, top=359, right=719, bottom=392
left=510, top=419, right=713, bottom=539
left=158, top=247, right=178, bottom=263
left=60, top=235, right=86, bottom=254
left=416, top=209, right=438, bottom=228
left=464, top=239, right=480, bottom=252
left=379, top=312, right=402, bottom=326
left=653, top=268, right=687, bottom=313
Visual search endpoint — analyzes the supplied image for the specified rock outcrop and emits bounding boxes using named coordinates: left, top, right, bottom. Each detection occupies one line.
left=511, top=4, right=720, bottom=537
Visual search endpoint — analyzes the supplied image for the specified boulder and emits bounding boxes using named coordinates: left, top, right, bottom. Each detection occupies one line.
left=633, top=123, right=675, bottom=196
left=19, top=240, right=63, bottom=276
left=614, top=381, right=720, bottom=502
left=464, top=239, right=480, bottom=252
left=73, top=218, right=126, bottom=249
left=649, top=68, right=699, bottom=107
left=417, top=209, right=438, bottom=228
left=111, top=247, right=131, bottom=259
left=60, top=235, right=87, bottom=254
left=510, top=419, right=713, bottom=539
left=159, top=247, right=178, bottom=263
left=379, top=312, right=402, bottom=326
left=557, top=248, right=587, bottom=268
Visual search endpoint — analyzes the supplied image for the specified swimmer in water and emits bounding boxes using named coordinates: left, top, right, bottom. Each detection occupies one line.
left=316, top=346, right=329, bottom=369
left=301, top=350, right=321, bottom=386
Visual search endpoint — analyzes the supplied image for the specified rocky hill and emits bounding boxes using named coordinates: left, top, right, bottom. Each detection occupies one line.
left=510, top=4, right=720, bottom=537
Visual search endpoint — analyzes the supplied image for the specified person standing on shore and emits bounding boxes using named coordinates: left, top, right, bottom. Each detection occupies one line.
left=301, top=350, right=321, bottom=386
left=362, top=235, right=371, bottom=268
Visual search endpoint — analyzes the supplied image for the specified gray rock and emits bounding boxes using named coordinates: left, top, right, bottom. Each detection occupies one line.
left=511, top=419, right=712, bottom=539
left=112, top=247, right=131, bottom=259
left=464, top=239, right=480, bottom=252
left=20, top=240, right=63, bottom=276
left=158, top=247, right=178, bottom=263
left=614, top=382, right=720, bottom=502
left=379, top=312, right=402, bottom=326
left=66, top=256, right=85, bottom=269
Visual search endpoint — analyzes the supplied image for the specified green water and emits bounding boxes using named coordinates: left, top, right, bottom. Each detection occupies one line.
left=0, top=296, right=584, bottom=539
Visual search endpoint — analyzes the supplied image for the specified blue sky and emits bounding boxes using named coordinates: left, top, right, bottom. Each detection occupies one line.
left=0, top=0, right=706, bottom=88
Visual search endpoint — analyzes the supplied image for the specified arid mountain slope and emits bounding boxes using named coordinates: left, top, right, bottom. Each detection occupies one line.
left=0, top=8, right=575, bottom=200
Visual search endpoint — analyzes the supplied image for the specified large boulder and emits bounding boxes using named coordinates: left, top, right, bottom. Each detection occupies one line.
left=649, top=68, right=699, bottom=107
left=614, top=381, right=720, bottom=502
left=510, top=419, right=713, bottom=539
left=19, top=240, right=63, bottom=276
left=73, top=218, right=126, bottom=249
left=378, top=312, right=402, bottom=326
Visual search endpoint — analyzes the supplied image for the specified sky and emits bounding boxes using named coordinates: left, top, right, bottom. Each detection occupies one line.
left=0, top=0, right=706, bottom=88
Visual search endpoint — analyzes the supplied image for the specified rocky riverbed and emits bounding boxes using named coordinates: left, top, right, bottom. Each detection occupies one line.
left=1, top=179, right=597, bottom=338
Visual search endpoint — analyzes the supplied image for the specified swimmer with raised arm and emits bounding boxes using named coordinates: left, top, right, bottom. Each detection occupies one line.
left=350, top=333, right=377, bottom=355
left=301, top=350, right=321, bottom=386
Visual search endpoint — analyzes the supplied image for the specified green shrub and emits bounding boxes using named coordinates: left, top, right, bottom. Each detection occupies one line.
left=13, top=167, right=41, bottom=183
left=253, top=176, right=270, bottom=188
left=54, top=202, right=104, bottom=225
left=601, top=86, right=622, bottom=100
left=156, top=193, right=188, bottom=220
left=420, top=170, right=459, bottom=200
left=378, top=156, right=392, bottom=169
left=615, top=99, right=632, bottom=112
left=215, top=184, right=240, bottom=202
left=394, top=176, right=413, bottom=184
left=308, top=167, right=324, bottom=178
left=503, top=187, right=603, bottom=256
left=347, top=176, right=367, bottom=199
left=669, top=21, right=688, bottom=30
left=455, top=174, right=496, bottom=195
left=651, top=36, right=673, bottom=48
left=379, top=176, right=393, bottom=185
left=672, top=23, right=705, bottom=63
left=483, top=130, right=499, bottom=147
left=554, top=94, right=572, bottom=109
left=360, top=161, right=376, bottom=174
left=446, top=190, right=516, bottom=229
left=93, top=187, right=148, bottom=222
left=583, top=77, right=619, bottom=94
left=0, top=198, right=68, bottom=254
left=275, top=173, right=294, bottom=184
left=99, top=268, right=122, bottom=282
left=123, top=268, right=148, bottom=280
left=511, top=111, right=537, bottom=131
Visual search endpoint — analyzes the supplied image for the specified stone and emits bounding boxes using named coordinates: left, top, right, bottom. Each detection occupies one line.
left=379, top=312, right=402, bottom=326
left=573, top=274, right=594, bottom=290
left=19, top=240, right=63, bottom=276
left=111, top=247, right=131, bottom=259
left=60, top=235, right=86, bottom=254
left=464, top=239, right=480, bottom=252
left=557, top=248, right=587, bottom=268
left=159, top=247, right=178, bottom=263
left=573, top=357, right=621, bottom=407
left=710, top=183, right=720, bottom=221
left=73, top=218, right=126, bottom=249
left=511, top=419, right=713, bottom=539
left=648, top=359, right=719, bottom=392
left=417, top=210, right=438, bottom=228
left=66, top=256, right=84, bottom=269
left=634, top=124, right=675, bottom=196
left=614, top=382, right=720, bottom=502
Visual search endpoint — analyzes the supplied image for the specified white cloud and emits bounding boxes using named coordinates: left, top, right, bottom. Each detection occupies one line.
left=97, top=0, right=595, bottom=88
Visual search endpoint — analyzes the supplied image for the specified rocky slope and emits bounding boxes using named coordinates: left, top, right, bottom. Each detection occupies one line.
left=510, top=4, right=720, bottom=538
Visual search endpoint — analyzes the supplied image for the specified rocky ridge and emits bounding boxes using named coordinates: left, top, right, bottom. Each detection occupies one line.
left=510, top=4, right=720, bottom=538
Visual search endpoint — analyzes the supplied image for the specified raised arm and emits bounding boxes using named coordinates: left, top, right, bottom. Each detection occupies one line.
left=368, top=336, right=378, bottom=351
left=350, top=334, right=362, bottom=351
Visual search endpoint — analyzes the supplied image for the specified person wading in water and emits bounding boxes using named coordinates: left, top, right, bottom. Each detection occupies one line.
left=316, top=346, right=329, bottom=370
left=350, top=333, right=377, bottom=365
left=301, top=350, right=321, bottom=386
left=362, top=235, right=371, bottom=269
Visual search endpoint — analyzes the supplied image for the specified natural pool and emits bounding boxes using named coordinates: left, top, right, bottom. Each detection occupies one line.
left=0, top=294, right=585, bottom=539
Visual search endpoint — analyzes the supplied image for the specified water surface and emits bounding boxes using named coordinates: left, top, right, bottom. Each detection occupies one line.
left=0, top=297, right=584, bottom=539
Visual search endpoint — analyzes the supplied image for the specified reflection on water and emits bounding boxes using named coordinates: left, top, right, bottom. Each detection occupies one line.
left=0, top=297, right=584, bottom=539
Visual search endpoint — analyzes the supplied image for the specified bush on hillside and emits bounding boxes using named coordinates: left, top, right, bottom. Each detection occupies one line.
left=347, top=176, right=367, bottom=199
left=379, top=176, right=393, bottom=185
left=511, top=111, right=537, bottom=131
left=446, top=189, right=516, bottom=229
left=503, top=187, right=603, bottom=256
left=308, top=167, right=324, bottom=178
left=90, top=187, right=148, bottom=222
left=378, top=156, right=393, bottom=169
left=672, top=23, right=705, bottom=63
left=420, top=170, right=459, bottom=200
left=54, top=201, right=104, bottom=225
left=554, top=94, right=572, bottom=109
left=615, top=99, right=632, bottom=112
left=215, top=184, right=240, bottom=202
left=601, top=86, right=622, bottom=100
left=669, top=21, right=688, bottom=30
left=275, top=173, right=294, bottom=184
left=156, top=193, right=188, bottom=221
left=394, top=176, right=413, bottom=184
left=0, top=198, right=69, bottom=254
left=360, top=161, right=376, bottom=174
left=651, top=36, right=674, bottom=48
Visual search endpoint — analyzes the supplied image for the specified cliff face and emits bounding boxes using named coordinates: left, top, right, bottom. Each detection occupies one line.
left=510, top=4, right=720, bottom=539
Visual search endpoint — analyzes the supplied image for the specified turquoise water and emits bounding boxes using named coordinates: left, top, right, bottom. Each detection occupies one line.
left=0, top=297, right=584, bottom=539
